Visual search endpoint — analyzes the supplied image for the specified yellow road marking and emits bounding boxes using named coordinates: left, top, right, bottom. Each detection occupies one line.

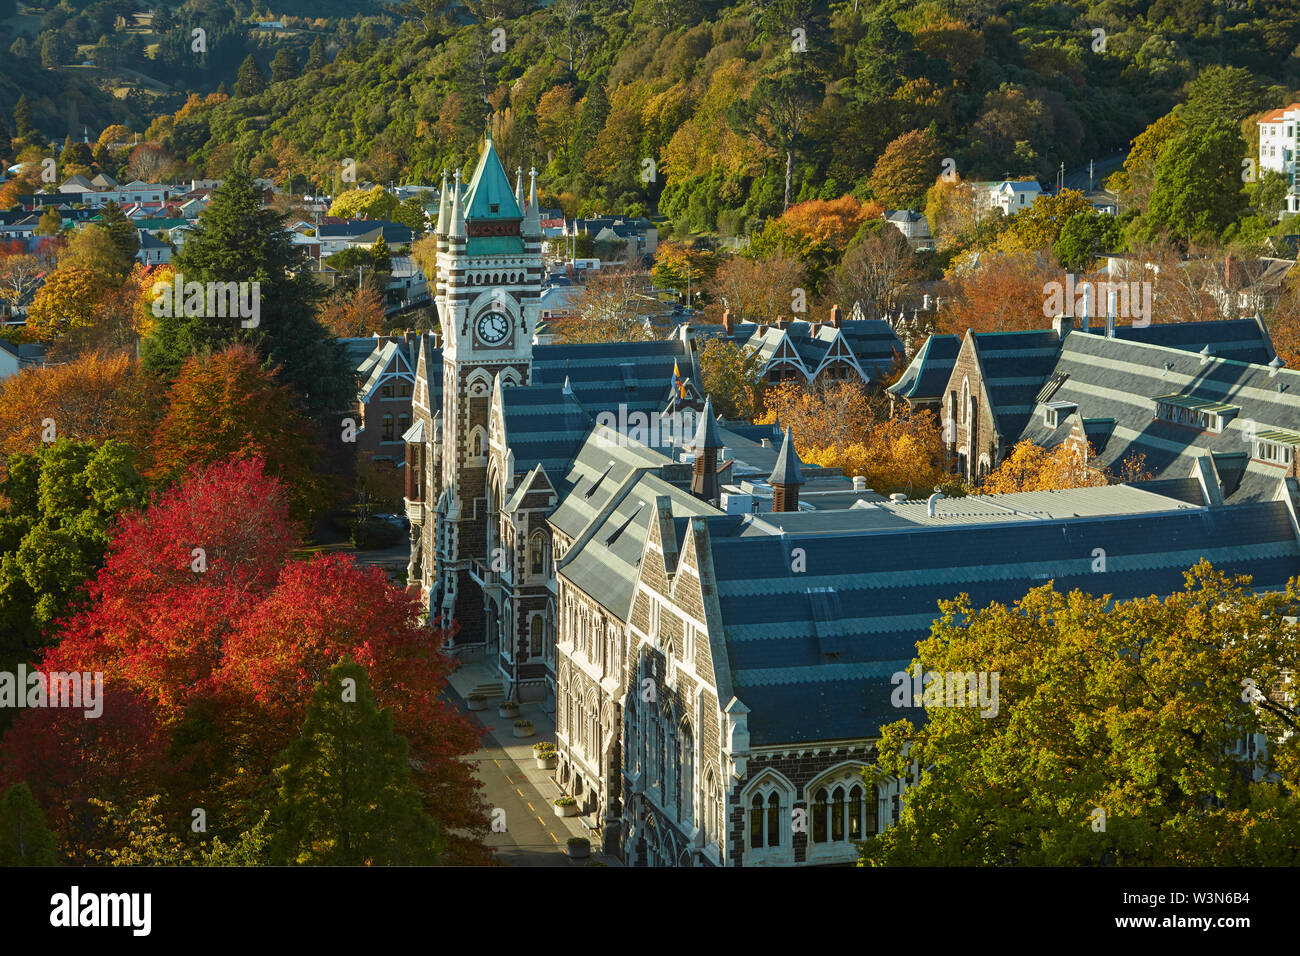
left=516, top=788, right=525, bottom=799
left=505, top=774, right=514, bottom=784
left=492, top=759, right=502, bottom=769
left=526, top=801, right=536, bottom=813
left=550, top=832, right=559, bottom=843
left=536, top=816, right=546, bottom=827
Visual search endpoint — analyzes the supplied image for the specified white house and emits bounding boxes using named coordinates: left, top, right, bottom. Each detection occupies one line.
left=1257, top=102, right=1300, bottom=214
left=989, top=180, right=1043, bottom=215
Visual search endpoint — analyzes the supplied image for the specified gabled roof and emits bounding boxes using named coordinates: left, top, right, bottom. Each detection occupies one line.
left=702, top=490, right=1300, bottom=744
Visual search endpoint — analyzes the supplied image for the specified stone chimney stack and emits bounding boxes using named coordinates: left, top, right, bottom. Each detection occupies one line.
left=722, top=308, right=735, bottom=336
left=830, top=304, right=842, bottom=328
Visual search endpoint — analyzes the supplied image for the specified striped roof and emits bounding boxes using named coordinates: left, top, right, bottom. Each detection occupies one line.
left=703, top=494, right=1300, bottom=745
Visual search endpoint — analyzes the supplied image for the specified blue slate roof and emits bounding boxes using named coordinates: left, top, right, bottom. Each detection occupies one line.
left=704, top=497, right=1300, bottom=746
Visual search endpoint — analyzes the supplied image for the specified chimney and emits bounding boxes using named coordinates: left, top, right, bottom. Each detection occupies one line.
left=1052, top=313, right=1073, bottom=340
left=830, top=304, right=842, bottom=328
left=775, top=315, right=785, bottom=329
left=852, top=476, right=866, bottom=491
left=722, top=308, right=735, bottom=335
left=1080, top=280, right=1091, bottom=333
left=768, top=428, right=805, bottom=512
left=1225, top=253, right=1236, bottom=290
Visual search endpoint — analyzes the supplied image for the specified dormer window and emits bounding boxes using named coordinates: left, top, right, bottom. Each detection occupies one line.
left=1253, top=429, right=1300, bottom=466
left=1042, top=401, right=1077, bottom=429
left=1154, top=395, right=1240, bottom=434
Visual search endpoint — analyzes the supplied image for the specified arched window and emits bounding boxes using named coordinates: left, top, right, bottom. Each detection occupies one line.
left=381, top=414, right=395, bottom=442
left=961, top=378, right=970, bottom=425
left=679, top=723, right=694, bottom=827
left=529, top=615, right=543, bottom=659
left=530, top=531, right=546, bottom=575
left=398, top=413, right=410, bottom=438
left=831, top=786, right=846, bottom=842
left=749, top=794, right=765, bottom=848
left=767, top=792, right=781, bottom=847
left=849, top=785, right=865, bottom=840
left=813, top=787, right=829, bottom=843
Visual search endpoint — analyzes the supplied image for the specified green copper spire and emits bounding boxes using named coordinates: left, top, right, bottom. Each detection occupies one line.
left=463, top=134, right=522, bottom=221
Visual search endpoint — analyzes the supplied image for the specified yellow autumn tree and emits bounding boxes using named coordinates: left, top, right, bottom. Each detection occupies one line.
left=979, top=439, right=1108, bottom=493
left=759, top=380, right=953, bottom=493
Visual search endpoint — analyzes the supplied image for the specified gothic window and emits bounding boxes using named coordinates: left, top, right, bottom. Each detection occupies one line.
left=382, top=415, right=394, bottom=442
left=749, top=794, right=764, bottom=847
left=767, top=792, right=781, bottom=847
left=530, top=531, right=546, bottom=575
left=809, top=771, right=877, bottom=845
left=529, top=615, right=543, bottom=659
left=679, top=722, right=694, bottom=826
left=961, top=378, right=970, bottom=425
left=398, top=414, right=409, bottom=439
left=702, top=767, right=721, bottom=851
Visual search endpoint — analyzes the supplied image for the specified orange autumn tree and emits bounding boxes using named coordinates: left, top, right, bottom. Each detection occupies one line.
left=979, top=439, right=1108, bottom=493
left=759, top=379, right=953, bottom=494
left=0, top=351, right=161, bottom=463
left=940, top=250, right=1063, bottom=334
left=148, top=343, right=331, bottom=523
left=317, top=279, right=388, bottom=338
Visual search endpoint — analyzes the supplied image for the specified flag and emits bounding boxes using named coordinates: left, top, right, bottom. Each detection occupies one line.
left=673, top=360, right=686, bottom=398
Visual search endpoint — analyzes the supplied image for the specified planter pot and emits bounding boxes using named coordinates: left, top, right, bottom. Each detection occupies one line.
left=554, top=803, right=578, bottom=818
left=535, top=754, right=558, bottom=770
left=513, top=723, right=534, bottom=738
left=467, top=698, right=487, bottom=711
left=567, top=842, right=590, bottom=860
left=498, top=705, right=519, bottom=718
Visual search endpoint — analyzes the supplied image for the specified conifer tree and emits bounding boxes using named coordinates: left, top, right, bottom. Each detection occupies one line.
left=305, top=36, right=327, bottom=71
left=140, top=167, right=352, bottom=419
left=0, top=783, right=59, bottom=866
left=234, top=54, right=267, bottom=97
left=271, top=661, right=443, bottom=866
left=98, top=200, right=140, bottom=266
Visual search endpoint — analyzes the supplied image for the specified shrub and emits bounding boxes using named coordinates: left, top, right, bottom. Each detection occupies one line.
left=567, top=837, right=589, bottom=848
left=554, top=797, right=576, bottom=807
left=513, top=719, right=532, bottom=728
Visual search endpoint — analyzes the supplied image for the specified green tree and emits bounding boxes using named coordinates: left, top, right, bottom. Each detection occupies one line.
left=270, top=46, right=300, bottom=83
left=370, top=235, right=392, bottom=273
left=1054, top=210, right=1125, bottom=271
left=271, top=661, right=444, bottom=866
left=1253, top=171, right=1291, bottom=223
left=864, top=563, right=1300, bottom=866
left=98, top=200, right=140, bottom=267
left=728, top=63, right=824, bottom=211
left=234, top=54, right=267, bottom=97
left=1179, top=65, right=1261, bottom=129
left=0, top=783, right=59, bottom=866
left=0, top=120, right=11, bottom=164
left=305, top=36, right=327, bottom=71
left=0, top=439, right=147, bottom=673
left=698, top=338, right=764, bottom=420
left=140, top=167, right=352, bottom=420
left=1138, top=119, right=1247, bottom=244
left=35, top=209, right=62, bottom=236
left=12, top=94, right=38, bottom=144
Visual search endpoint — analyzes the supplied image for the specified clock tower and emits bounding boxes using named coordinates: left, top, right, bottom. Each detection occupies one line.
left=432, top=133, right=542, bottom=644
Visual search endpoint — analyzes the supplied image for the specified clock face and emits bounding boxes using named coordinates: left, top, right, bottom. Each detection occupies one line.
left=475, top=310, right=511, bottom=346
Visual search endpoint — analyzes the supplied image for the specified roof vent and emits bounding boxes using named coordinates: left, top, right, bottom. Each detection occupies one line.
left=852, top=476, right=866, bottom=491
left=1270, top=355, right=1285, bottom=378
left=1200, top=344, right=1213, bottom=366
left=889, top=493, right=907, bottom=503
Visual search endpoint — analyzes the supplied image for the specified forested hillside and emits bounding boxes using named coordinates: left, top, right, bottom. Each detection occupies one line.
left=118, top=0, right=1300, bottom=230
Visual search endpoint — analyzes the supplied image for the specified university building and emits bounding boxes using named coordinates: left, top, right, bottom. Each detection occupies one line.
left=406, top=138, right=1300, bottom=865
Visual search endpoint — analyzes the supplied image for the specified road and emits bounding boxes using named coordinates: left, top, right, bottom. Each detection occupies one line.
left=1062, top=152, right=1128, bottom=193
left=441, top=688, right=595, bottom=867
